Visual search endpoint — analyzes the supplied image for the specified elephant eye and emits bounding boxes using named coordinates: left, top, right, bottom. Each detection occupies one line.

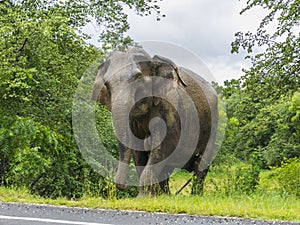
left=128, top=69, right=143, bottom=81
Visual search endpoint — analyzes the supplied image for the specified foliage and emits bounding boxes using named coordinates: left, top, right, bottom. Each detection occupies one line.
left=260, top=158, right=300, bottom=197
left=0, top=0, right=100, bottom=132
left=238, top=95, right=295, bottom=165
left=0, top=116, right=77, bottom=198
left=220, top=85, right=300, bottom=167
left=232, top=153, right=261, bottom=194
left=1, top=0, right=299, bottom=201
left=3, top=0, right=163, bottom=49
left=273, top=158, right=300, bottom=197
left=208, top=154, right=261, bottom=196
left=0, top=0, right=162, bottom=199
left=218, top=0, right=300, bottom=170
left=231, top=0, right=300, bottom=98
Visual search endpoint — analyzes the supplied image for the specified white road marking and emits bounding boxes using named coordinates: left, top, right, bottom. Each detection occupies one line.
left=0, top=215, right=113, bottom=225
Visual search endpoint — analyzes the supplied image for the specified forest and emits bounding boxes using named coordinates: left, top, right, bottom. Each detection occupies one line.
left=0, top=0, right=299, bottom=203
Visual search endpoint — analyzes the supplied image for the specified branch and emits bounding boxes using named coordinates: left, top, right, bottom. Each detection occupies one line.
left=15, top=38, right=28, bottom=62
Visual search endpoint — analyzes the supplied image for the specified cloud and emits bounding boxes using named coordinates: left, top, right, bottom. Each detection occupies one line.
left=83, top=0, right=268, bottom=84
left=126, top=0, right=267, bottom=84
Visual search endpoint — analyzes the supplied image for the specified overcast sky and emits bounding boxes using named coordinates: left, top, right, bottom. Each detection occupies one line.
left=88, top=0, right=268, bottom=84
left=127, top=0, right=270, bottom=84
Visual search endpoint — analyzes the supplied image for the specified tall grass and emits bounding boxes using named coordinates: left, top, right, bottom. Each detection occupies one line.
left=0, top=159, right=299, bottom=222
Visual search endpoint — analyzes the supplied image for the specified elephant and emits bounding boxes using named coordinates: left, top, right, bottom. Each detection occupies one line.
left=92, top=47, right=218, bottom=196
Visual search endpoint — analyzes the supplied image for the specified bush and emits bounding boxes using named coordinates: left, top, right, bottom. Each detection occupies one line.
left=0, top=116, right=105, bottom=199
left=206, top=154, right=261, bottom=195
left=274, top=158, right=300, bottom=197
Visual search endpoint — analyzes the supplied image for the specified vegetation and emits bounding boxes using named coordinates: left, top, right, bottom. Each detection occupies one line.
left=0, top=168, right=299, bottom=222
left=0, top=0, right=299, bottom=222
left=217, top=0, right=300, bottom=169
left=231, top=0, right=300, bottom=98
left=0, top=0, right=161, bottom=198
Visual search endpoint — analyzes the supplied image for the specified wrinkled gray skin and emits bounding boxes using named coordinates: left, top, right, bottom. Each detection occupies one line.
left=92, top=47, right=218, bottom=196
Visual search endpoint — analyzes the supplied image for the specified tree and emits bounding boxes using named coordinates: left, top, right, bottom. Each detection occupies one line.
left=0, top=0, right=164, bottom=198
left=8, top=0, right=164, bottom=49
left=219, top=0, right=300, bottom=167
left=231, top=0, right=300, bottom=99
left=220, top=86, right=300, bottom=168
left=0, top=0, right=164, bottom=128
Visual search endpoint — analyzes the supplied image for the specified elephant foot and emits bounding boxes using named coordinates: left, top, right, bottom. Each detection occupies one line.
left=159, top=181, right=171, bottom=195
left=138, top=184, right=163, bottom=197
left=137, top=190, right=154, bottom=198
left=136, top=192, right=150, bottom=198
left=115, top=183, right=128, bottom=191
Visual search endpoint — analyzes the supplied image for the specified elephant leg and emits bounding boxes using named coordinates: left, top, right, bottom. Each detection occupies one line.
left=138, top=119, right=169, bottom=196
left=191, top=167, right=209, bottom=195
left=158, top=166, right=174, bottom=195
left=139, top=166, right=173, bottom=196
left=133, top=150, right=149, bottom=179
left=138, top=150, right=165, bottom=197
left=115, top=142, right=132, bottom=190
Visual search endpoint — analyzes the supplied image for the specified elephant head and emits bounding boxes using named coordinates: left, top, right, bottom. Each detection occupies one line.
left=92, top=48, right=188, bottom=117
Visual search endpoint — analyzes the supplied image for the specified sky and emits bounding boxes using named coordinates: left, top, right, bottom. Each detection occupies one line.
left=87, top=0, right=268, bottom=84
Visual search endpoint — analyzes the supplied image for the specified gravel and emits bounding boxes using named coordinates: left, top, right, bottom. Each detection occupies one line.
left=0, top=202, right=299, bottom=225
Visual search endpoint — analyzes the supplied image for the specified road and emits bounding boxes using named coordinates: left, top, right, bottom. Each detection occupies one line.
left=0, top=202, right=299, bottom=225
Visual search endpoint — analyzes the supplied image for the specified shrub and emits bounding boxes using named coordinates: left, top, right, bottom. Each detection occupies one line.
left=0, top=116, right=104, bottom=199
left=205, top=154, right=261, bottom=195
left=274, top=158, right=300, bottom=197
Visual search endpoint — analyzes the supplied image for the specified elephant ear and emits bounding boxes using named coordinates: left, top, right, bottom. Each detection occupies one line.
left=152, top=55, right=187, bottom=87
left=92, top=61, right=112, bottom=111
left=151, top=55, right=187, bottom=106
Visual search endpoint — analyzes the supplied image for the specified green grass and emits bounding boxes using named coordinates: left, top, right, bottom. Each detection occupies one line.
left=0, top=163, right=299, bottom=222
left=0, top=187, right=299, bottom=222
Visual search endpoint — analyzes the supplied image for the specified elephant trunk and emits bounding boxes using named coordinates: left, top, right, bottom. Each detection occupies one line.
left=112, top=91, right=143, bottom=190
left=115, top=142, right=132, bottom=191
left=111, top=102, right=131, bottom=190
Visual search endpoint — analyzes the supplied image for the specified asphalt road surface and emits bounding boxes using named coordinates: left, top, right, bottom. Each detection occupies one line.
left=0, top=202, right=299, bottom=225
